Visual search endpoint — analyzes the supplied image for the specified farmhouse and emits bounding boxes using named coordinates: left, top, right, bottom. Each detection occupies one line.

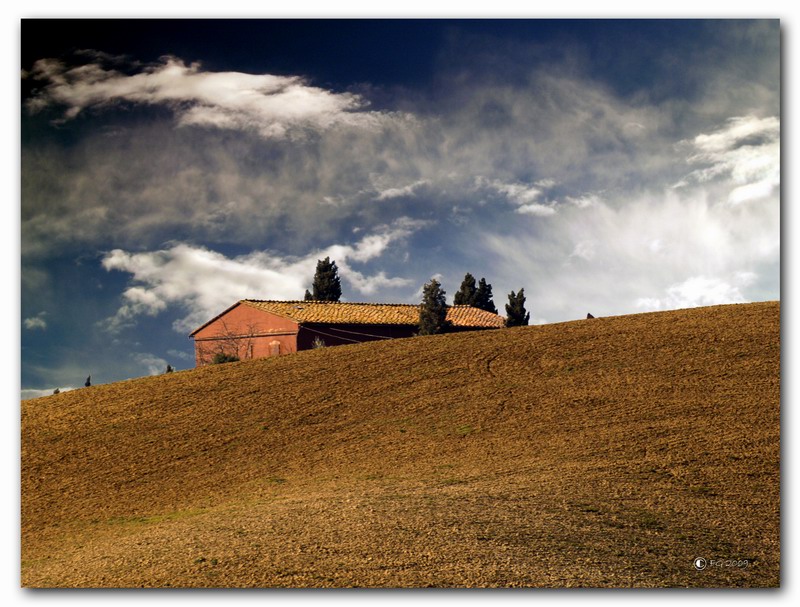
left=190, top=299, right=505, bottom=366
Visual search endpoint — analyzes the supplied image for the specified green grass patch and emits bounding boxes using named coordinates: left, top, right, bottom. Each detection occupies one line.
left=456, top=424, right=477, bottom=437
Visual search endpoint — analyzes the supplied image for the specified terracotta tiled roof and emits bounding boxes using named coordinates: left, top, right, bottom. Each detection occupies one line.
left=445, top=305, right=506, bottom=328
left=239, top=300, right=505, bottom=328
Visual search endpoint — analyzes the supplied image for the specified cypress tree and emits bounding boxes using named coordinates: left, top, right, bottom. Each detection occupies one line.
left=308, top=257, right=342, bottom=302
left=474, top=278, right=498, bottom=314
left=304, top=289, right=313, bottom=301
left=418, top=278, right=450, bottom=335
left=453, top=273, right=478, bottom=306
left=505, top=288, right=531, bottom=327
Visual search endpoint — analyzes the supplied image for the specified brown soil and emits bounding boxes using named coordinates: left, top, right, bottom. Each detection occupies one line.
left=21, top=301, right=780, bottom=588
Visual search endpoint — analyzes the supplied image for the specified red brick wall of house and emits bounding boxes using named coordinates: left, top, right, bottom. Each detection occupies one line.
left=193, top=304, right=299, bottom=366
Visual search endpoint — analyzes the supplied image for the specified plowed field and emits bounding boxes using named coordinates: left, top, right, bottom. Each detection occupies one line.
left=21, top=301, right=780, bottom=587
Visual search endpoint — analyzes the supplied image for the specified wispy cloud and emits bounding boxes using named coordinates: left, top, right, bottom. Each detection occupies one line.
left=674, top=115, right=780, bottom=206
left=25, top=54, right=402, bottom=139
left=482, top=179, right=545, bottom=205
left=375, top=179, right=429, bottom=200
left=476, top=178, right=558, bottom=216
left=515, top=203, right=557, bottom=217
left=635, top=275, right=749, bottom=312
left=23, top=311, right=47, bottom=330
left=564, top=194, right=602, bottom=209
left=481, top=167, right=778, bottom=322
left=569, top=240, right=597, bottom=261
left=132, top=352, right=169, bottom=376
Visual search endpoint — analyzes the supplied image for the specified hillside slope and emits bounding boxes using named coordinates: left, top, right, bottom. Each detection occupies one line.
left=22, top=302, right=780, bottom=587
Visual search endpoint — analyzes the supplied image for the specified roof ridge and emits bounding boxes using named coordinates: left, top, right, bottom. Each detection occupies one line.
left=242, top=299, right=420, bottom=307
left=241, top=299, right=494, bottom=310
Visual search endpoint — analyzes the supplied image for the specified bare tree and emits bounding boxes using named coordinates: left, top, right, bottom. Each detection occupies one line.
left=197, top=321, right=262, bottom=365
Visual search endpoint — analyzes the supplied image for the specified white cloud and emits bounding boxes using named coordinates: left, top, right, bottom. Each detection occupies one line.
left=569, top=240, right=597, bottom=261
left=101, top=219, right=425, bottom=333
left=565, top=194, right=602, bottom=209
left=477, top=178, right=558, bottom=216
left=341, top=270, right=412, bottom=295
left=480, top=178, right=543, bottom=205
left=493, top=182, right=543, bottom=205
left=375, top=179, right=429, bottom=200
left=482, top=171, right=777, bottom=323
left=23, top=312, right=47, bottom=330
left=21, top=387, right=76, bottom=400
left=734, top=271, right=758, bottom=287
left=25, top=55, right=400, bottom=139
left=692, top=115, right=778, bottom=154
left=633, top=297, right=662, bottom=312
left=728, top=180, right=776, bottom=206
left=132, top=353, right=169, bottom=376
left=516, top=203, right=557, bottom=217
left=676, top=115, right=780, bottom=206
left=635, top=275, right=749, bottom=312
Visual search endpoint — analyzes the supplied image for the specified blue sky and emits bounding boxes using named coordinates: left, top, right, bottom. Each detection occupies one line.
left=20, top=19, right=780, bottom=398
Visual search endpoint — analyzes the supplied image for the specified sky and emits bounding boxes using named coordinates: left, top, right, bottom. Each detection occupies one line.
left=19, top=18, right=781, bottom=398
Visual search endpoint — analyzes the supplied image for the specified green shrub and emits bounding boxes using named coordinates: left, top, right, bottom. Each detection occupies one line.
left=311, top=336, right=326, bottom=349
left=212, top=353, right=240, bottom=364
